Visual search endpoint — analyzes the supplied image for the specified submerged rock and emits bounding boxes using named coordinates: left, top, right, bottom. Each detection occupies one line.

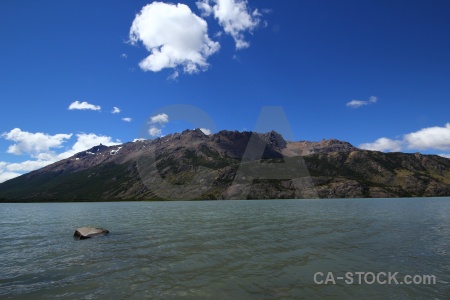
left=74, top=227, right=109, bottom=239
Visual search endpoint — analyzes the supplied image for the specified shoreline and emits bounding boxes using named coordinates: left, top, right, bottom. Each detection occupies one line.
left=1, top=196, right=449, bottom=204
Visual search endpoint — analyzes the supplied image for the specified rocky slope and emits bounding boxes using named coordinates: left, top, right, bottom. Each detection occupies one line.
left=1, top=129, right=450, bottom=201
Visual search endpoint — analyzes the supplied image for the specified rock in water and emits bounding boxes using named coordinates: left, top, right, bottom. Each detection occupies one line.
left=74, top=227, right=109, bottom=239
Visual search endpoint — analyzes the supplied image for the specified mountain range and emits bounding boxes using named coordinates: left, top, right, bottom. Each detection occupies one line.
left=1, top=129, right=450, bottom=202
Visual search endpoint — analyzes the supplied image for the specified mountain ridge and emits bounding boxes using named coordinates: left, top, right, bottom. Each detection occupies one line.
left=1, top=129, right=450, bottom=201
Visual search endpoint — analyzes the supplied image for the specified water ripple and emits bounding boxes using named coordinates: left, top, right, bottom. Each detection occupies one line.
left=0, top=198, right=449, bottom=299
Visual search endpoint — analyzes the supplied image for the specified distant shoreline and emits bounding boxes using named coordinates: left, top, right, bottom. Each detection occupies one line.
left=2, top=196, right=449, bottom=204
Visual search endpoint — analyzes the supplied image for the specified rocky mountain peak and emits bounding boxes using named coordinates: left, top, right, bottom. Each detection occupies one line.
left=88, top=144, right=109, bottom=153
left=180, top=128, right=208, bottom=141
left=2, top=128, right=450, bottom=201
left=267, top=131, right=287, bottom=149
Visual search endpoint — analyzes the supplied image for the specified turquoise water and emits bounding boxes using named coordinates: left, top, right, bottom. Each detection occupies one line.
left=1, top=198, right=449, bottom=299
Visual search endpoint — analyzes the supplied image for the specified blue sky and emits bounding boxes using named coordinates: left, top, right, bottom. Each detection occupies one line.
left=1, top=0, right=450, bottom=182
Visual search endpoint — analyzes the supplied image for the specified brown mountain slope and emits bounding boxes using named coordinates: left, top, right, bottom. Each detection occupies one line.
left=0, top=129, right=449, bottom=201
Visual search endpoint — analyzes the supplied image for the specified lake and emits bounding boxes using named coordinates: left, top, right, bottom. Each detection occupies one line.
left=1, top=198, right=449, bottom=299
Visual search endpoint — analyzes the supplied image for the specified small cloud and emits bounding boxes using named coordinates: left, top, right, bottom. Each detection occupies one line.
left=438, top=154, right=450, bottom=159
left=68, top=100, right=101, bottom=111
left=1, top=128, right=72, bottom=155
left=359, top=137, right=403, bottom=152
left=360, top=123, right=450, bottom=153
left=112, top=107, right=121, bottom=114
left=404, top=123, right=450, bottom=151
left=129, top=2, right=220, bottom=75
left=133, top=138, right=146, bottom=142
left=121, top=53, right=128, bottom=58
left=199, top=128, right=212, bottom=135
left=122, top=118, right=132, bottom=122
left=168, top=71, right=179, bottom=81
left=346, top=96, right=378, bottom=108
left=150, top=113, right=169, bottom=124
left=147, top=113, right=170, bottom=138
left=148, top=127, right=162, bottom=137
left=197, top=0, right=213, bottom=16
left=197, top=0, right=264, bottom=49
left=252, top=8, right=262, bottom=17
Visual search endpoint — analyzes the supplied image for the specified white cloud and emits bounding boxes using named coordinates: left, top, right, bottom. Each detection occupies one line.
left=0, top=130, right=121, bottom=183
left=438, top=154, right=450, bottom=159
left=360, top=123, right=450, bottom=153
left=359, top=137, right=403, bottom=152
left=197, top=0, right=262, bottom=49
left=121, top=53, right=128, bottom=58
left=129, top=2, right=220, bottom=75
left=168, top=71, right=179, bottom=81
left=6, top=160, right=53, bottom=172
left=404, top=123, right=450, bottom=151
left=150, top=113, right=169, bottom=124
left=197, top=0, right=213, bottom=16
left=122, top=118, right=132, bottom=122
left=147, top=113, right=170, bottom=138
left=149, top=127, right=162, bottom=137
left=112, top=107, right=121, bottom=114
left=2, top=128, right=72, bottom=155
left=347, top=96, right=378, bottom=108
left=0, top=128, right=72, bottom=182
left=347, top=100, right=367, bottom=108
left=199, top=128, right=212, bottom=135
left=0, top=170, right=22, bottom=183
left=68, top=100, right=101, bottom=111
